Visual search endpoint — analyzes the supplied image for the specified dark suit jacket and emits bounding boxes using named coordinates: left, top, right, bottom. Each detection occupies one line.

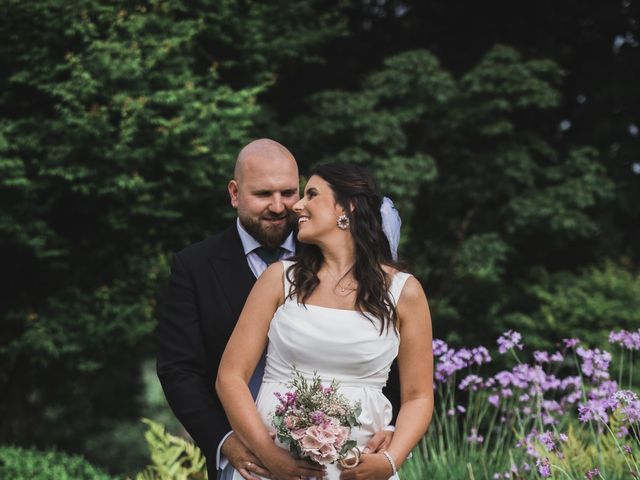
left=156, top=224, right=401, bottom=474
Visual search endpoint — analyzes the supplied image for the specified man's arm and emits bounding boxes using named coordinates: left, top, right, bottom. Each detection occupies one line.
left=156, top=253, right=228, bottom=461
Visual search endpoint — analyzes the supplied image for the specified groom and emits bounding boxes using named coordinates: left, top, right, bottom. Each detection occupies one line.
left=157, top=139, right=399, bottom=480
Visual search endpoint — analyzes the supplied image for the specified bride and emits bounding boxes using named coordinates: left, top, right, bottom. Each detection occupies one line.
left=216, top=163, right=433, bottom=480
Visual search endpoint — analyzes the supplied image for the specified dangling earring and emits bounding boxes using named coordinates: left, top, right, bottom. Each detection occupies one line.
left=337, top=214, right=350, bottom=230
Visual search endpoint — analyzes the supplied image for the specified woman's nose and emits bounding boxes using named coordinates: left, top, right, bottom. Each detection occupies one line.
left=292, top=197, right=304, bottom=213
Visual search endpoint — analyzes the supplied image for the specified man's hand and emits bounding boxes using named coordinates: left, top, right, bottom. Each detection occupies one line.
left=221, top=433, right=272, bottom=479
left=362, top=430, right=394, bottom=454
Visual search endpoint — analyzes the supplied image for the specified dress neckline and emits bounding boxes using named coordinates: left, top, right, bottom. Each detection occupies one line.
left=301, top=303, right=361, bottom=313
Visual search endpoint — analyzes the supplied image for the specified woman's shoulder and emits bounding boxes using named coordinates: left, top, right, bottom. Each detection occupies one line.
left=382, top=264, right=412, bottom=283
left=258, top=260, right=286, bottom=285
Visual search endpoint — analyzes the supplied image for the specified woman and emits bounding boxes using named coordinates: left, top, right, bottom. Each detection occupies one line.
left=216, top=164, right=433, bottom=480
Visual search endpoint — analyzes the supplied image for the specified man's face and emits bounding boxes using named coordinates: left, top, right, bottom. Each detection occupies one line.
left=229, top=156, right=300, bottom=248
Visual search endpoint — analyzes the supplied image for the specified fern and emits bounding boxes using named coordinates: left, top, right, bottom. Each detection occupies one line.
left=559, top=424, right=595, bottom=475
left=550, top=420, right=636, bottom=479
left=132, top=418, right=208, bottom=480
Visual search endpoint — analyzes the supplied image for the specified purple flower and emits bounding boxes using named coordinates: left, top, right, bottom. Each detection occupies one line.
left=585, top=468, right=600, bottom=480
left=536, top=457, right=551, bottom=477
left=467, top=428, right=484, bottom=444
left=432, top=339, right=449, bottom=357
left=550, top=351, right=564, bottom=362
left=563, top=338, right=580, bottom=348
left=578, top=400, right=609, bottom=423
left=310, top=411, right=326, bottom=425
left=488, top=394, right=500, bottom=407
left=497, top=330, right=524, bottom=354
left=560, top=375, right=582, bottom=402
left=576, top=347, right=611, bottom=380
left=483, top=377, right=496, bottom=388
left=538, top=431, right=556, bottom=451
left=434, top=348, right=473, bottom=382
left=590, top=380, right=618, bottom=401
left=609, top=329, right=640, bottom=351
left=495, top=371, right=514, bottom=387
left=623, top=445, right=632, bottom=454
left=534, top=351, right=550, bottom=364
left=470, top=346, right=492, bottom=366
left=618, top=425, right=629, bottom=438
left=614, top=390, right=640, bottom=423
left=518, top=431, right=540, bottom=457
left=275, top=391, right=298, bottom=407
left=459, top=374, right=483, bottom=391
left=447, top=405, right=466, bottom=416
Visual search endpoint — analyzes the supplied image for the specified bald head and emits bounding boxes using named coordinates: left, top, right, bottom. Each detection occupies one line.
left=228, top=138, right=300, bottom=248
left=234, top=138, right=297, bottom=183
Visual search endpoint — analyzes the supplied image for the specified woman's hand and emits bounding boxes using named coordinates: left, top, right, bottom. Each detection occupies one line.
left=262, top=445, right=327, bottom=480
left=338, top=453, right=394, bottom=480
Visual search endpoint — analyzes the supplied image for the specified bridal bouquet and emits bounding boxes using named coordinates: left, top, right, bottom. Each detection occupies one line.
left=272, top=371, right=362, bottom=466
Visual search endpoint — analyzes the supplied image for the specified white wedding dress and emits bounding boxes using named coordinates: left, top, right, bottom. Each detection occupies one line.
left=232, top=260, right=409, bottom=480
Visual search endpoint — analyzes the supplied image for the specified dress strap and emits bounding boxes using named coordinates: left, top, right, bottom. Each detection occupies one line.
left=389, top=271, right=412, bottom=306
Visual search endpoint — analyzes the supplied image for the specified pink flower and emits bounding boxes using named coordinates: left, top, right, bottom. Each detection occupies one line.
left=284, top=415, right=299, bottom=429
left=296, top=419, right=350, bottom=465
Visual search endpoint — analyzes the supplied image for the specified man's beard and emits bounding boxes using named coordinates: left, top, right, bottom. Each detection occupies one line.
left=240, top=211, right=296, bottom=248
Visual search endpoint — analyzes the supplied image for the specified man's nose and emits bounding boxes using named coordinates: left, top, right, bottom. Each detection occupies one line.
left=270, top=194, right=285, bottom=213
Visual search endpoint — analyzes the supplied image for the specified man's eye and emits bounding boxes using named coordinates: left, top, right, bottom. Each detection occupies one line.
left=282, top=191, right=297, bottom=197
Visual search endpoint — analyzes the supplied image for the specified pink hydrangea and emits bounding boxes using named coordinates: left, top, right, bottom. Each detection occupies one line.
left=293, top=419, right=350, bottom=465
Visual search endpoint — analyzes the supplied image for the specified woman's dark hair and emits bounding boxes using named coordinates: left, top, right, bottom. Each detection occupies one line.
left=288, top=163, right=402, bottom=334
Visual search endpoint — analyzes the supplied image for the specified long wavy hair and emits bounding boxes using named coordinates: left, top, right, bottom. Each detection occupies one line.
left=288, top=163, right=402, bottom=334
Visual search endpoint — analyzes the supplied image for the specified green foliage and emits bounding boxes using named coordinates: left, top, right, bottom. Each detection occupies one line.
left=284, top=49, right=451, bottom=226
left=2, top=0, right=639, bottom=474
left=540, top=420, right=637, bottom=479
left=0, top=445, right=117, bottom=480
left=400, top=436, right=525, bottom=480
left=282, top=44, right=620, bottom=349
left=133, top=419, right=207, bottom=480
left=505, top=261, right=640, bottom=350
left=0, top=0, right=348, bottom=471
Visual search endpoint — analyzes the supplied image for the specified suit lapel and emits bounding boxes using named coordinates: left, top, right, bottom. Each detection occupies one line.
left=208, top=226, right=256, bottom=321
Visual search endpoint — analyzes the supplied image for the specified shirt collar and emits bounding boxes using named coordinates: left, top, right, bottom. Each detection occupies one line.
left=236, top=218, right=296, bottom=255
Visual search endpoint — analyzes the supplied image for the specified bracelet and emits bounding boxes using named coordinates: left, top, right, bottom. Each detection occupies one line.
left=381, top=450, right=398, bottom=477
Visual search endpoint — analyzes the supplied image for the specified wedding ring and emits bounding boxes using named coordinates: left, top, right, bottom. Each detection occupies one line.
left=246, top=461, right=251, bottom=469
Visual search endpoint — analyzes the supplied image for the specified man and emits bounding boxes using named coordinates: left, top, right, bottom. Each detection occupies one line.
left=157, top=139, right=398, bottom=479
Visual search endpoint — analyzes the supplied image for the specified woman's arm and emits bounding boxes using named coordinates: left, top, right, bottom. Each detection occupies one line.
left=387, top=276, right=434, bottom=463
left=341, top=275, right=434, bottom=480
left=215, top=262, right=325, bottom=480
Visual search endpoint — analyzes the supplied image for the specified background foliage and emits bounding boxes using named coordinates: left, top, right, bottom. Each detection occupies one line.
left=1, top=0, right=638, bottom=475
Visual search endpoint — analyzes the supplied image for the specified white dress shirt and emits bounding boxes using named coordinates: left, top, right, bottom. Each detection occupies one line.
left=216, top=219, right=295, bottom=471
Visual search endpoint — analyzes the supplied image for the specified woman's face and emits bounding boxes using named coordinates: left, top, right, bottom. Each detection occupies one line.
left=292, top=175, right=345, bottom=244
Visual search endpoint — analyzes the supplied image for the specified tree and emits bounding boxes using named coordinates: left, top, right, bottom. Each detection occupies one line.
left=281, top=45, right=619, bottom=348
left=0, top=0, right=346, bottom=471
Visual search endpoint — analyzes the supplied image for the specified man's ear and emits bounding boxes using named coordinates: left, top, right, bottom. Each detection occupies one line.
left=228, top=180, right=239, bottom=208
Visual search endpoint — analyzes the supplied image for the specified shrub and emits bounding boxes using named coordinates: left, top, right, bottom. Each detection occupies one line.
left=0, top=445, right=116, bottom=480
